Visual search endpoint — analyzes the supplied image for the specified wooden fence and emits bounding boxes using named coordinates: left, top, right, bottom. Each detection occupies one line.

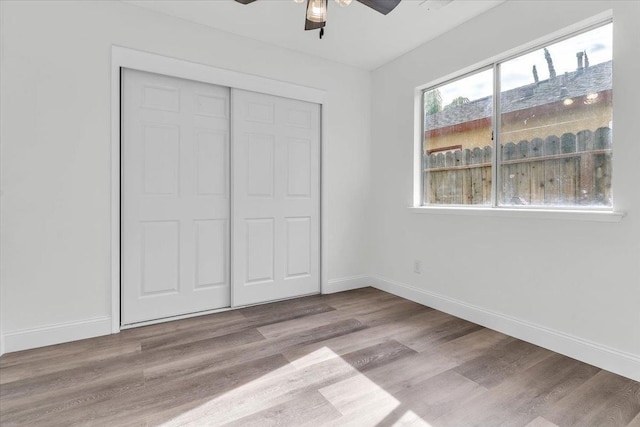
left=424, top=128, right=612, bottom=206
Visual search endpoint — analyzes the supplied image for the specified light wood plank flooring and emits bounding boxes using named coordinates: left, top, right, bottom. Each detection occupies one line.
left=1, top=288, right=638, bottom=426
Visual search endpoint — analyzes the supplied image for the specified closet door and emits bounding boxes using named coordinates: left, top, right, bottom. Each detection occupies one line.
left=232, top=89, right=321, bottom=306
left=121, top=69, right=230, bottom=325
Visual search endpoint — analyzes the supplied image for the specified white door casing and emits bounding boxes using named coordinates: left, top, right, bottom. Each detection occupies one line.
left=232, top=89, right=321, bottom=306
left=121, top=69, right=230, bottom=325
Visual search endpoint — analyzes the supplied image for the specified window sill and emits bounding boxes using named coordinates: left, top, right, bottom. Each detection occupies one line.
left=408, top=206, right=625, bottom=222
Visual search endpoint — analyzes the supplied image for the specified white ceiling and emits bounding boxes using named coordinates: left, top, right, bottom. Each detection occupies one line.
left=124, top=0, right=505, bottom=70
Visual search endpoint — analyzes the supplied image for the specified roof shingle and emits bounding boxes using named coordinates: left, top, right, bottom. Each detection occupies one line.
left=425, top=61, right=612, bottom=131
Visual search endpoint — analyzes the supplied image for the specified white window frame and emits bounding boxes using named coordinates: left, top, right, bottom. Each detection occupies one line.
left=411, top=11, right=624, bottom=222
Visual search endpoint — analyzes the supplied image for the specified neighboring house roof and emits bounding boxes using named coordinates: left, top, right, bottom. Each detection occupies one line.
left=425, top=60, right=612, bottom=131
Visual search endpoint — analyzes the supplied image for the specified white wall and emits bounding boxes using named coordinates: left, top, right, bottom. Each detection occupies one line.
left=0, top=0, right=371, bottom=348
left=370, top=0, right=640, bottom=379
left=2, top=0, right=638, bottom=382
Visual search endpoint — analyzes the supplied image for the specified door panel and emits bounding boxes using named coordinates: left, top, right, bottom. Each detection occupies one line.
left=141, top=221, right=180, bottom=296
left=285, top=216, right=311, bottom=278
left=194, top=219, right=228, bottom=289
left=122, top=69, right=230, bottom=325
left=245, top=218, right=275, bottom=284
left=232, top=89, right=320, bottom=306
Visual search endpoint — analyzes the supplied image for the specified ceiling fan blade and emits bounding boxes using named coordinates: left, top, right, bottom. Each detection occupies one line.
left=355, top=0, right=401, bottom=15
left=234, top=0, right=257, bottom=4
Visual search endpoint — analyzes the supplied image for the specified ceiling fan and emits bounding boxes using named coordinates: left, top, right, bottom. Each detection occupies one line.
left=234, top=0, right=402, bottom=39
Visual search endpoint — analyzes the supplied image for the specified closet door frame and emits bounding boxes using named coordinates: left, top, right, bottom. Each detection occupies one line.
left=110, top=46, right=327, bottom=333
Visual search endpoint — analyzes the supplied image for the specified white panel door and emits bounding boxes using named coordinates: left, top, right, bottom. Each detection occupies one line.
left=232, top=89, right=320, bottom=306
left=122, top=69, right=230, bottom=325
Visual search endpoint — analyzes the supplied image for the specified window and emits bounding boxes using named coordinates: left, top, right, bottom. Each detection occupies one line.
left=422, top=22, right=613, bottom=209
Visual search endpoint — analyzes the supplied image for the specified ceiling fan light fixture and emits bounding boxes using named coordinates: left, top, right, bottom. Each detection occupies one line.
left=235, top=0, right=402, bottom=36
left=306, top=0, right=328, bottom=23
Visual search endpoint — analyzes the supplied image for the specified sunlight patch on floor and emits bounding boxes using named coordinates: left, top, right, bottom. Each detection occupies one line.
left=289, top=345, right=344, bottom=369
left=393, top=410, right=434, bottom=426
left=157, top=346, right=418, bottom=426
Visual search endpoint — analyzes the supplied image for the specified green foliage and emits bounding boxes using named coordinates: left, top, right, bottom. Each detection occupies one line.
left=445, top=96, right=470, bottom=109
left=424, top=90, right=442, bottom=115
left=425, top=91, right=471, bottom=114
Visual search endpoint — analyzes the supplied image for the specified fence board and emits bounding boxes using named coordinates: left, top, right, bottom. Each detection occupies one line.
left=559, top=133, right=578, bottom=205
left=429, top=156, right=438, bottom=203
left=594, top=127, right=612, bottom=150
left=502, top=142, right=517, bottom=204
left=434, top=153, right=445, bottom=203
left=577, top=130, right=594, bottom=204
left=471, top=147, right=484, bottom=204
left=452, top=150, right=463, bottom=204
left=445, top=151, right=455, bottom=204
left=462, top=149, right=472, bottom=204
left=516, top=140, right=531, bottom=205
left=577, top=129, right=594, bottom=152
left=543, top=135, right=561, bottom=205
left=482, top=146, right=492, bottom=203
left=594, top=127, right=612, bottom=205
left=423, top=129, right=611, bottom=207
left=530, top=138, right=545, bottom=204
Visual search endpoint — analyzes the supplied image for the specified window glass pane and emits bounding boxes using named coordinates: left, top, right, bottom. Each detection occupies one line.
left=423, top=69, right=493, bottom=205
left=498, top=23, right=612, bottom=207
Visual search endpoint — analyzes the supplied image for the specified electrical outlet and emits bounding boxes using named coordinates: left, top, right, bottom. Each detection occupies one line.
left=414, top=260, right=422, bottom=274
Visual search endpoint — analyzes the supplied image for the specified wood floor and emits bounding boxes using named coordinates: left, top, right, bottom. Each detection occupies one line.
left=1, top=288, right=639, bottom=426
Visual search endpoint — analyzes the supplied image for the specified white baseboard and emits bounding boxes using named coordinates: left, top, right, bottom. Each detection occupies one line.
left=1, top=316, right=112, bottom=354
left=0, top=274, right=370, bottom=355
left=370, top=275, right=640, bottom=382
left=324, top=274, right=372, bottom=294
left=3, top=277, right=638, bottom=384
